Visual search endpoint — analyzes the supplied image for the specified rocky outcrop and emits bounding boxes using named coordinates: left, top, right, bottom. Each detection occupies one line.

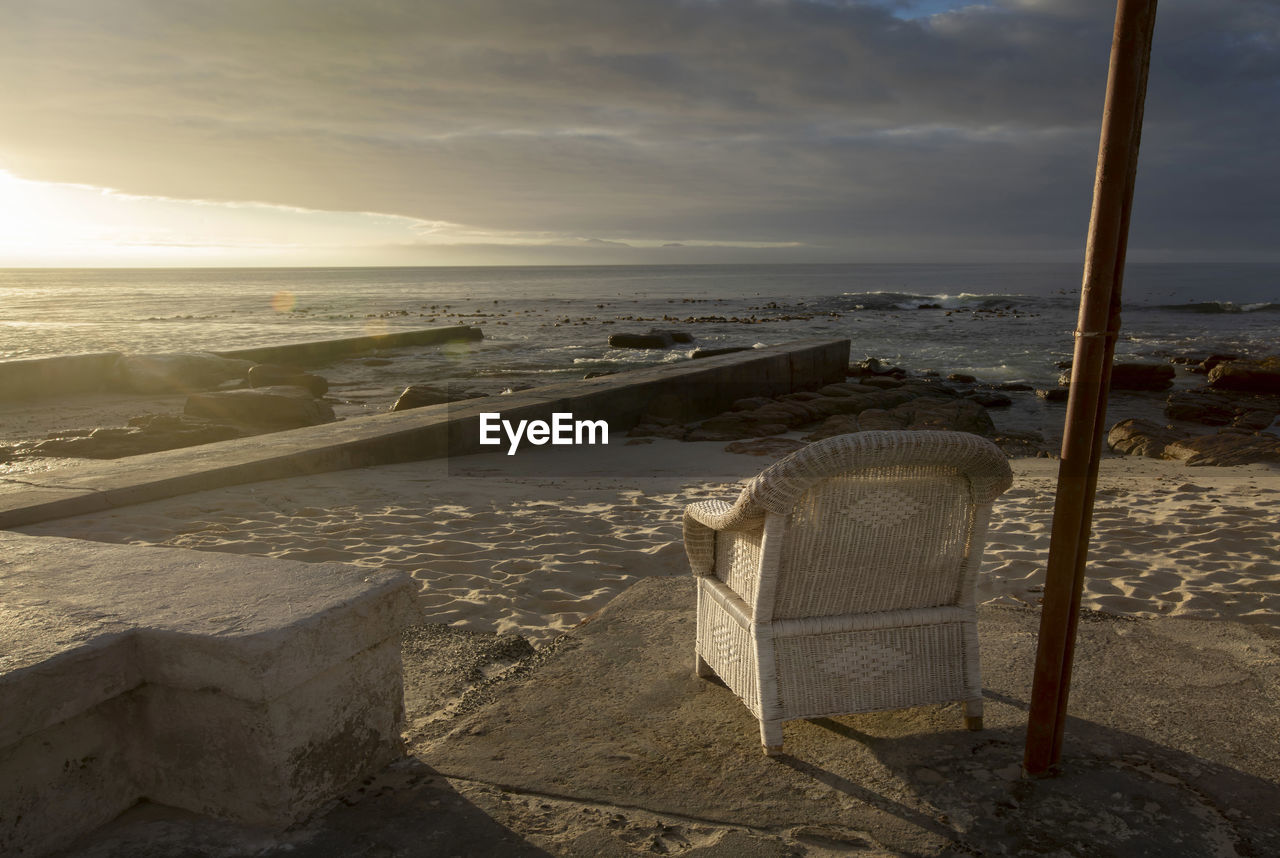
left=390, top=385, right=488, bottom=412
left=631, top=377, right=998, bottom=443
left=608, top=329, right=695, bottom=349
left=185, top=385, right=335, bottom=428
left=1165, top=389, right=1280, bottom=429
left=1108, top=417, right=1280, bottom=466
left=116, top=352, right=254, bottom=394
left=723, top=437, right=806, bottom=457
left=1207, top=356, right=1280, bottom=394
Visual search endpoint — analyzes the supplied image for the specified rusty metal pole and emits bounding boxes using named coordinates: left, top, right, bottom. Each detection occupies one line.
left=1024, top=0, right=1157, bottom=776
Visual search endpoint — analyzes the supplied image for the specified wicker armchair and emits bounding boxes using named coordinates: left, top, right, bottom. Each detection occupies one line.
left=684, top=431, right=1013, bottom=755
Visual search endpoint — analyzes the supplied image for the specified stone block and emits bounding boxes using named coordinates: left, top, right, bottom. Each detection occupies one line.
left=0, top=532, right=415, bottom=856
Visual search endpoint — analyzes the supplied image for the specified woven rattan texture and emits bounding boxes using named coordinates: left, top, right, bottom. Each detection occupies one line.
left=773, top=622, right=971, bottom=718
left=773, top=468, right=973, bottom=619
left=697, top=586, right=761, bottom=717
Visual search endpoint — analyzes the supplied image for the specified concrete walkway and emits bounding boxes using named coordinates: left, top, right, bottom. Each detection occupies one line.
left=56, top=577, right=1280, bottom=857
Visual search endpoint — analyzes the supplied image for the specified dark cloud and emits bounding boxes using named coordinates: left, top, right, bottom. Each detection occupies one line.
left=0, top=0, right=1275, bottom=260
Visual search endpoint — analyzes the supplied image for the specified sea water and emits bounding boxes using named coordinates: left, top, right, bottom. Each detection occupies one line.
left=2, top=262, right=1276, bottom=412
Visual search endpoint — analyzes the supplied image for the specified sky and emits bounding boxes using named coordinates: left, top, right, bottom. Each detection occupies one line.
left=0, top=0, right=1276, bottom=267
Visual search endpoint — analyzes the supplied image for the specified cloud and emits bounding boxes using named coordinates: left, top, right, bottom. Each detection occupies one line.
left=0, top=0, right=1276, bottom=261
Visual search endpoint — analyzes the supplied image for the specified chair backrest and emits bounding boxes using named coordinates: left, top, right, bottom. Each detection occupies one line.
left=742, top=431, right=1011, bottom=621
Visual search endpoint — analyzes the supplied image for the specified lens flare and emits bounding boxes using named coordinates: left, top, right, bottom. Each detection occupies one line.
left=271, top=291, right=296, bottom=313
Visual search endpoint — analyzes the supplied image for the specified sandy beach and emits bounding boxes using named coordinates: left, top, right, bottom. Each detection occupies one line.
left=18, top=439, right=1280, bottom=642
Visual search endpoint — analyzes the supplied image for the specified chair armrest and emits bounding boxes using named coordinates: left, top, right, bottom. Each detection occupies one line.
left=682, top=499, right=764, bottom=576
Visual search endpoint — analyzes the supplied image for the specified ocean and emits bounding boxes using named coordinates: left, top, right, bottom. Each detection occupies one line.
left=2, top=262, right=1277, bottom=441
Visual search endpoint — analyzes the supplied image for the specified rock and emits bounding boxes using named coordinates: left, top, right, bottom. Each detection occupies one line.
left=390, top=385, right=487, bottom=411
left=856, top=409, right=909, bottom=431
left=1107, top=418, right=1186, bottom=459
left=1037, top=388, right=1070, bottom=402
left=1187, top=353, right=1239, bottom=375
left=947, top=373, right=977, bottom=384
left=997, top=382, right=1035, bottom=391
left=891, top=397, right=995, bottom=435
left=1164, top=432, right=1280, bottom=467
left=730, top=396, right=773, bottom=412
left=582, top=370, right=616, bottom=379
left=1234, top=410, right=1276, bottom=431
left=25, top=416, right=245, bottom=460
left=859, top=376, right=905, bottom=389
left=849, top=357, right=906, bottom=378
left=608, top=329, right=693, bottom=349
left=116, top=352, right=254, bottom=394
left=723, top=438, right=807, bottom=457
left=965, top=391, right=1013, bottom=408
left=248, top=364, right=329, bottom=397
left=1166, top=389, right=1280, bottom=427
left=185, top=386, right=336, bottom=428
left=690, top=346, right=750, bottom=359
left=362, top=358, right=394, bottom=366
left=803, top=415, right=861, bottom=441
left=1058, top=362, right=1175, bottom=391
left=1207, top=356, right=1280, bottom=394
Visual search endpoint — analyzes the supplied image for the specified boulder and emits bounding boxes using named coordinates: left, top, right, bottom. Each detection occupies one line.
left=390, top=385, right=487, bottom=411
left=997, top=382, right=1035, bottom=392
left=848, top=357, right=906, bottom=378
left=1207, top=357, right=1280, bottom=394
left=1107, top=418, right=1186, bottom=459
left=1163, top=432, right=1280, bottom=467
left=1058, top=362, right=1175, bottom=391
left=116, top=352, right=254, bottom=394
left=947, top=373, right=977, bottom=384
left=965, top=391, right=1013, bottom=408
left=891, top=397, right=995, bottom=435
left=1187, top=353, right=1239, bottom=375
left=856, top=409, right=909, bottom=431
left=803, top=415, right=861, bottom=442
left=608, top=329, right=693, bottom=349
left=248, top=364, right=329, bottom=397
left=1037, top=388, right=1070, bottom=402
left=185, top=386, right=335, bottom=428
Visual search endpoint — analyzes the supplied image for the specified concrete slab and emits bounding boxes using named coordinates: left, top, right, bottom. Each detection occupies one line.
left=0, top=338, right=849, bottom=528
left=48, top=577, right=1280, bottom=856
left=0, top=531, right=416, bottom=856
left=419, top=578, right=1280, bottom=856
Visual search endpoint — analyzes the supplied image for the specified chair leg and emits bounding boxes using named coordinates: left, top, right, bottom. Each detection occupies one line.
left=760, top=719, right=783, bottom=756
left=695, top=652, right=715, bottom=679
left=964, top=698, right=983, bottom=731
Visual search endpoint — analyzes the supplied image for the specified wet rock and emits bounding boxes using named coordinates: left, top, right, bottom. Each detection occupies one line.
left=996, top=382, right=1035, bottom=391
left=892, top=397, right=995, bottom=434
left=947, top=373, right=977, bottom=383
left=582, top=370, right=616, bottom=379
left=185, top=385, right=336, bottom=428
left=390, top=384, right=488, bottom=411
left=1185, top=353, right=1239, bottom=375
left=848, top=357, right=906, bottom=378
left=116, top=352, right=254, bottom=394
left=1037, top=388, right=1070, bottom=402
left=248, top=363, right=329, bottom=397
left=1207, top=356, right=1280, bottom=394
left=1107, top=418, right=1186, bottom=459
left=608, top=329, right=694, bottom=349
left=859, top=376, right=905, bottom=389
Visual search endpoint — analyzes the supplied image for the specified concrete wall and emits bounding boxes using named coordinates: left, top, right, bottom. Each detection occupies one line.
left=0, top=352, right=123, bottom=400
left=213, top=325, right=482, bottom=366
left=0, top=338, right=849, bottom=528
left=0, top=326, right=482, bottom=402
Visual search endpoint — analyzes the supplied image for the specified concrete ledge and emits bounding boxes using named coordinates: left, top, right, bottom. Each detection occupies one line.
left=0, top=531, right=415, bottom=857
left=0, top=352, right=124, bottom=400
left=0, top=338, right=849, bottom=528
left=212, top=325, right=482, bottom=366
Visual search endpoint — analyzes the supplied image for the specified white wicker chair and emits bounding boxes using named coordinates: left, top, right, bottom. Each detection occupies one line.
left=684, top=430, right=1013, bottom=755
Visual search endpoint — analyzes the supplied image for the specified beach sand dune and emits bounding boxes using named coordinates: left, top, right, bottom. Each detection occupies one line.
left=17, top=441, right=1280, bottom=642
